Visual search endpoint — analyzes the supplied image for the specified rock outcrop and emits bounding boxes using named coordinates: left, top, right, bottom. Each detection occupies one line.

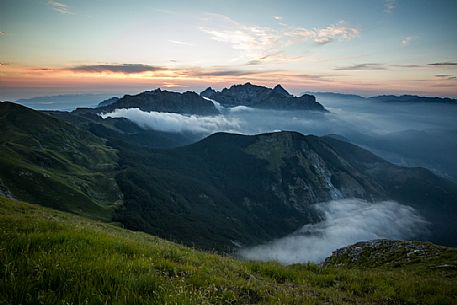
left=324, top=239, right=457, bottom=268
left=201, top=83, right=327, bottom=111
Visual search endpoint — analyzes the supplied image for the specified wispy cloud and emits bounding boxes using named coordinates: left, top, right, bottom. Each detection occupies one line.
left=191, top=69, right=277, bottom=77
left=273, top=16, right=283, bottom=21
left=60, top=63, right=280, bottom=79
left=429, top=62, right=457, bottom=66
left=48, top=0, right=73, bottom=14
left=435, top=74, right=456, bottom=80
left=287, top=21, right=360, bottom=45
left=392, top=64, right=423, bottom=68
left=199, top=14, right=359, bottom=61
left=199, top=14, right=279, bottom=59
left=384, top=0, right=397, bottom=13
left=246, top=52, right=305, bottom=65
left=0, top=31, right=5, bottom=36
left=335, top=63, right=386, bottom=70
left=168, top=40, right=193, bottom=46
left=68, top=64, right=166, bottom=74
left=401, top=36, right=415, bottom=46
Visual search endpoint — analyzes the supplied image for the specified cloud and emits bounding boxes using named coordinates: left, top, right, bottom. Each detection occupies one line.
left=68, top=64, right=166, bottom=74
left=384, top=0, right=397, bottom=13
left=0, top=31, right=5, bottom=36
left=429, top=62, right=457, bottom=66
left=48, top=0, right=73, bottom=14
left=246, top=52, right=305, bottom=65
left=168, top=40, right=193, bottom=46
left=335, top=63, right=386, bottom=70
left=392, top=64, right=423, bottom=68
left=192, top=69, right=276, bottom=77
left=32, top=62, right=325, bottom=82
left=228, top=105, right=256, bottom=113
left=199, top=14, right=359, bottom=60
left=435, top=74, right=456, bottom=80
left=273, top=16, right=283, bottom=21
left=288, top=21, right=360, bottom=45
left=100, top=108, right=241, bottom=134
left=199, top=14, right=279, bottom=59
left=239, top=199, right=429, bottom=264
left=401, top=36, right=415, bottom=46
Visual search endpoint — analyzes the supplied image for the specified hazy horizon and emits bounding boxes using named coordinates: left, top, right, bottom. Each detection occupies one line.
left=1, top=0, right=457, bottom=100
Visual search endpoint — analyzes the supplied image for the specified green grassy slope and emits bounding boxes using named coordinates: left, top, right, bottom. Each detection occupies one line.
left=1, top=197, right=456, bottom=305
left=0, top=102, right=121, bottom=220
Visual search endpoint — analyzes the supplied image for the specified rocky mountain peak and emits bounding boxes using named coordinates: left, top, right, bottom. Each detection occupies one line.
left=272, top=84, right=291, bottom=97
left=200, top=87, right=217, bottom=98
left=202, top=82, right=326, bottom=111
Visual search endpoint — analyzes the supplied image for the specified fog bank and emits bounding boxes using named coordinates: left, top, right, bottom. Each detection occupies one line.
left=101, top=108, right=241, bottom=134
left=238, top=199, right=429, bottom=264
left=100, top=96, right=457, bottom=181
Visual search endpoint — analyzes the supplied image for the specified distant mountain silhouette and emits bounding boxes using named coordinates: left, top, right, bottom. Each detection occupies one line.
left=307, top=91, right=457, bottom=104
left=15, top=94, right=115, bottom=111
left=202, top=82, right=327, bottom=111
left=97, top=88, right=219, bottom=115
left=369, top=95, right=457, bottom=104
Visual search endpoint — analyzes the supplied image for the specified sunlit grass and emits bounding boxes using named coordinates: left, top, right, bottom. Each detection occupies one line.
left=1, top=197, right=456, bottom=304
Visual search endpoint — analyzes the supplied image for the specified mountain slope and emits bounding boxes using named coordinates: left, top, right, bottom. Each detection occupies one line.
left=321, top=135, right=457, bottom=245
left=0, top=102, right=121, bottom=219
left=201, top=83, right=327, bottom=111
left=1, top=197, right=456, bottom=305
left=2, top=104, right=456, bottom=251
left=112, top=131, right=457, bottom=250
left=48, top=109, right=198, bottom=149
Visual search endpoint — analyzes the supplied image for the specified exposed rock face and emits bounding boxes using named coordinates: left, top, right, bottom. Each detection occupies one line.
left=0, top=178, right=14, bottom=199
left=323, top=239, right=456, bottom=268
left=243, top=132, right=384, bottom=208
left=272, top=84, right=292, bottom=97
left=99, top=89, right=219, bottom=115
left=200, top=83, right=327, bottom=111
left=200, top=87, right=217, bottom=99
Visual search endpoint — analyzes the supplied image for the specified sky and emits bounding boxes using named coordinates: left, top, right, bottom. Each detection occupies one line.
left=1, top=0, right=456, bottom=100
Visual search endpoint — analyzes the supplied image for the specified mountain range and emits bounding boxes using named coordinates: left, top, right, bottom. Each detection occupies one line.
left=15, top=93, right=117, bottom=111
left=1, top=101, right=456, bottom=252
left=89, top=83, right=328, bottom=114
left=202, top=83, right=327, bottom=111
left=307, top=91, right=457, bottom=104
left=96, top=88, right=219, bottom=115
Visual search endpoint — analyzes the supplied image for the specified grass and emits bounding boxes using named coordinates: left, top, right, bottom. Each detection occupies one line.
left=0, top=102, right=122, bottom=220
left=1, top=196, right=456, bottom=305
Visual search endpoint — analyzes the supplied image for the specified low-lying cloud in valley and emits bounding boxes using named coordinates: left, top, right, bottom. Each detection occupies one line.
left=238, top=199, right=429, bottom=264
left=101, top=108, right=241, bottom=134
left=100, top=94, right=457, bottom=181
